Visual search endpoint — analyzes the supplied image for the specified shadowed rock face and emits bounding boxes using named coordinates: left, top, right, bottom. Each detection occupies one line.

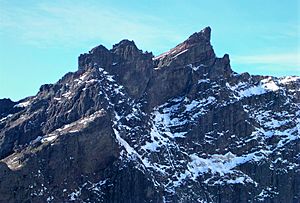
left=0, top=27, right=299, bottom=203
left=0, top=98, right=24, bottom=119
left=78, top=39, right=154, bottom=99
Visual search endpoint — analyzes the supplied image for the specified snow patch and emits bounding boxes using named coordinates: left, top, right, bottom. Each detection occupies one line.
left=14, top=100, right=31, bottom=108
left=198, top=79, right=210, bottom=84
left=186, top=151, right=268, bottom=181
left=184, top=96, right=215, bottom=113
left=0, top=114, right=13, bottom=122
left=228, top=77, right=280, bottom=98
left=41, top=134, right=58, bottom=143
left=279, top=76, right=300, bottom=84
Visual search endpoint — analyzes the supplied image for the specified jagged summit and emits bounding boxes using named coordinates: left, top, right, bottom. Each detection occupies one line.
left=0, top=27, right=299, bottom=203
left=184, top=26, right=211, bottom=45
left=112, top=39, right=137, bottom=50
left=90, top=44, right=109, bottom=54
left=79, top=27, right=231, bottom=81
left=111, top=39, right=144, bottom=61
left=76, top=27, right=233, bottom=102
left=80, top=27, right=214, bottom=70
left=153, top=26, right=213, bottom=61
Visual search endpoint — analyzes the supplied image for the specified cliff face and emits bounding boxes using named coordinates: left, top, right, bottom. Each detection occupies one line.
left=0, top=27, right=299, bottom=203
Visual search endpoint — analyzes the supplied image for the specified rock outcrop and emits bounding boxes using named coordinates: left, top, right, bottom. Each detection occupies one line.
left=0, top=27, right=299, bottom=203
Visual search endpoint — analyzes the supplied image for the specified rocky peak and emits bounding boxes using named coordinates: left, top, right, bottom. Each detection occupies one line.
left=77, top=27, right=233, bottom=106
left=77, top=39, right=154, bottom=99
left=153, top=27, right=216, bottom=69
left=111, top=40, right=142, bottom=61
left=78, top=39, right=152, bottom=70
left=146, top=28, right=233, bottom=107
left=184, top=26, right=211, bottom=46
left=90, top=44, right=109, bottom=54
left=112, top=39, right=137, bottom=48
left=112, top=40, right=138, bottom=52
left=78, top=44, right=112, bottom=70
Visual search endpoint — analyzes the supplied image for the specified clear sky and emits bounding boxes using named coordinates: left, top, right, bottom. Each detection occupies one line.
left=0, top=0, right=299, bottom=101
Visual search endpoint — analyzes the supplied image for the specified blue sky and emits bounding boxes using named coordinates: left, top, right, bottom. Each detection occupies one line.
left=0, top=0, right=299, bottom=101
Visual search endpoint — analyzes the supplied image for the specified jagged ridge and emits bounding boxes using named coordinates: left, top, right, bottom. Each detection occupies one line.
left=0, top=27, right=299, bottom=203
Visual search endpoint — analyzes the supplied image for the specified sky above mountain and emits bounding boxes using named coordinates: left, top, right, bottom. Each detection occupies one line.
left=0, top=0, right=299, bottom=101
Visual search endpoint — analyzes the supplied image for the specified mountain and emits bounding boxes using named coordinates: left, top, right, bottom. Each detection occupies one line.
left=0, top=27, right=299, bottom=203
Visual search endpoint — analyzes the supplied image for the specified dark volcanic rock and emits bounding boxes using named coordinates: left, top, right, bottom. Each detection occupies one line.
left=0, top=98, right=23, bottom=119
left=0, top=99, right=16, bottom=118
left=78, top=40, right=153, bottom=99
left=0, top=27, right=299, bottom=203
